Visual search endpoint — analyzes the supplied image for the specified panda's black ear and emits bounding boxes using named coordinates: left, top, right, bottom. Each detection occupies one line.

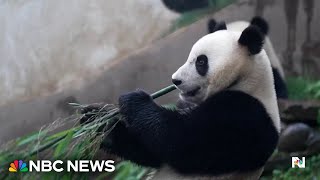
left=208, top=19, right=217, bottom=33
left=238, top=25, right=264, bottom=55
left=250, top=16, right=269, bottom=35
left=208, top=21, right=227, bottom=33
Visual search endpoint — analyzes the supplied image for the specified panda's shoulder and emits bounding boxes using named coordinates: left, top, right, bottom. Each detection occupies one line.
left=202, top=90, right=269, bottom=118
left=208, top=90, right=262, bottom=106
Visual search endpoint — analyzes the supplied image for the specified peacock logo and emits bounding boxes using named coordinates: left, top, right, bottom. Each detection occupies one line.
left=9, top=160, right=28, bottom=172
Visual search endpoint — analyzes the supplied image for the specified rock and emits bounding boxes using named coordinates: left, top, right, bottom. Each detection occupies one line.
left=279, top=123, right=320, bottom=154
left=278, top=99, right=320, bottom=126
left=278, top=123, right=312, bottom=152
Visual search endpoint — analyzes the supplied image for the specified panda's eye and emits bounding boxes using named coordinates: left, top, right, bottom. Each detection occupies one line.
left=195, top=55, right=208, bottom=76
left=197, top=59, right=205, bottom=65
left=196, top=55, right=208, bottom=66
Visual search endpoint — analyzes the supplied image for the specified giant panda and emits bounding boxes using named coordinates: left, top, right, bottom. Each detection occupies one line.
left=210, top=17, right=320, bottom=154
left=208, top=16, right=288, bottom=99
left=96, top=23, right=280, bottom=180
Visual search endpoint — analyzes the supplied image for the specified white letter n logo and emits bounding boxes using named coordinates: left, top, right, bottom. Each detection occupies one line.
left=292, top=157, right=305, bottom=168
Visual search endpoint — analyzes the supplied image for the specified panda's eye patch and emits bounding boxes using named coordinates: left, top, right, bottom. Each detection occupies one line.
left=195, top=55, right=208, bottom=76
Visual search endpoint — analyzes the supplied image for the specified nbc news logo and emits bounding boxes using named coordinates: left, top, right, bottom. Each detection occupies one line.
left=292, top=157, right=305, bottom=168
left=8, top=160, right=115, bottom=172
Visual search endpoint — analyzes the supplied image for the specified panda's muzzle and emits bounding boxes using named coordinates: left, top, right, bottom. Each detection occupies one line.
left=181, top=87, right=201, bottom=97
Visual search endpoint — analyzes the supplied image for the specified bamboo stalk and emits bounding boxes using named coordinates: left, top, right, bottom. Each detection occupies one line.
left=94, top=84, right=177, bottom=126
left=102, top=84, right=177, bottom=118
left=18, top=85, right=177, bottom=159
left=150, top=85, right=176, bottom=99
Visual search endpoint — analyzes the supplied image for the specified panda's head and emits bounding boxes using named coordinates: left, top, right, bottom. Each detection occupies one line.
left=172, top=22, right=265, bottom=104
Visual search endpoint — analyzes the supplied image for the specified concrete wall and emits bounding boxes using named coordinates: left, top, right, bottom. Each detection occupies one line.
left=0, top=0, right=177, bottom=106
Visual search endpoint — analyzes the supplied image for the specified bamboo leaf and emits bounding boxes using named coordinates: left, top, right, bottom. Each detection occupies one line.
left=0, top=85, right=176, bottom=179
left=53, top=131, right=74, bottom=158
left=16, top=130, right=48, bottom=146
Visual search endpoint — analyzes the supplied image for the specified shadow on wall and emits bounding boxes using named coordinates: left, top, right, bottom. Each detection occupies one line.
left=0, top=0, right=178, bottom=107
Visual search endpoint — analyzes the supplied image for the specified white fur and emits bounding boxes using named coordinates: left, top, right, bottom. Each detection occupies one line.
left=172, top=30, right=280, bottom=131
left=169, top=28, right=280, bottom=180
left=227, top=21, right=285, bottom=78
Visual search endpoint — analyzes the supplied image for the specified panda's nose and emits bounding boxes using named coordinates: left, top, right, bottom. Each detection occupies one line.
left=172, top=79, right=182, bottom=86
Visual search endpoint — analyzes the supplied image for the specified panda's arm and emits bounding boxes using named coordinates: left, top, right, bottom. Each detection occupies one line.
left=80, top=104, right=162, bottom=168
left=118, top=90, right=278, bottom=174
left=272, top=68, right=288, bottom=99
left=118, top=90, right=189, bottom=157
left=101, top=121, right=162, bottom=168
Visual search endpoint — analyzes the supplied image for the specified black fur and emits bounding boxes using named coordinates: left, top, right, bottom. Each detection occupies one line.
left=272, top=68, right=288, bottom=99
left=101, top=120, right=162, bottom=167
left=195, top=54, right=209, bottom=76
left=172, top=79, right=182, bottom=86
left=250, top=16, right=269, bottom=35
left=238, top=26, right=265, bottom=55
left=176, top=99, right=196, bottom=109
left=103, top=89, right=279, bottom=176
left=208, top=19, right=217, bottom=33
left=209, top=21, right=227, bottom=33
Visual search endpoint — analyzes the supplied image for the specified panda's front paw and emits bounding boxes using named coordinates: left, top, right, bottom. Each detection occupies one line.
left=100, top=121, right=128, bottom=154
left=118, top=89, right=152, bottom=123
left=79, top=103, right=116, bottom=124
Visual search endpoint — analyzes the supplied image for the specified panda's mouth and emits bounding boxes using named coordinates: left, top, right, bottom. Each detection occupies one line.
left=181, top=87, right=201, bottom=97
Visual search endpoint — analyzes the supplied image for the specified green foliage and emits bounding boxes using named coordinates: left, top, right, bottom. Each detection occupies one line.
left=108, top=161, right=148, bottom=180
left=162, top=103, right=177, bottom=111
left=305, top=80, right=320, bottom=125
left=286, top=77, right=320, bottom=100
left=305, top=80, right=320, bottom=99
left=287, top=77, right=320, bottom=126
left=0, top=85, right=176, bottom=180
left=53, top=131, right=74, bottom=158
left=318, top=109, right=320, bottom=126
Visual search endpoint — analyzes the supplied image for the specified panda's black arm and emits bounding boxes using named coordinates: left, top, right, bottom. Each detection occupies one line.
left=119, top=90, right=279, bottom=175
left=118, top=90, right=189, bottom=157
left=101, top=121, right=162, bottom=168
left=272, top=68, right=288, bottom=99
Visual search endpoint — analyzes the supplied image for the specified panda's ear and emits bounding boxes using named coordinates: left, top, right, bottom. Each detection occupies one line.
left=250, top=16, right=269, bottom=35
left=208, top=21, right=227, bottom=33
left=238, top=25, right=264, bottom=55
left=208, top=19, right=217, bottom=33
